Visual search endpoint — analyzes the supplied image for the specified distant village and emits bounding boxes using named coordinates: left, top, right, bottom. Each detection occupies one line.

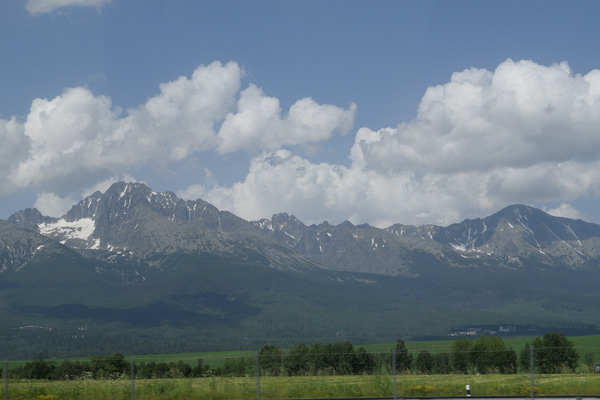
left=449, top=325, right=535, bottom=337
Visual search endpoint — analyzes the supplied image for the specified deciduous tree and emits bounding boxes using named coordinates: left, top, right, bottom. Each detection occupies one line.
left=519, top=332, right=579, bottom=373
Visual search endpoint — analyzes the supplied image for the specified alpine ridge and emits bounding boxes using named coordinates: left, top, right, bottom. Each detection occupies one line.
left=11, top=182, right=600, bottom=276
left=8, top=182, right=319, bottom=272
left=9, top=182, right=600, bottom=278
left=254, top=204, right=600, bottom=275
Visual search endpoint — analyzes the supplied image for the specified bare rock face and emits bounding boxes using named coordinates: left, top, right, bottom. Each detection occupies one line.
left=0, top=220, right=68, bottom=273
left=254, top=205, right=600, bottom=275
left=9, top=182, right=600, bottom=278
left=7, top=182, right=320, bottom=273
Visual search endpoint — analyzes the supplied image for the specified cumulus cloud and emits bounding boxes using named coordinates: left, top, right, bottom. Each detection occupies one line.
left=34, top=192, right=77, bottom=217
left=7, top=58, right=600, bottom=227
left=545, top=203, right=587, bottom=220
left=0, top=117, right=29, bottom=182
left=355, top=60, right=600, bottom=175
left=81, top=174, right=140, bottom=197
left=217, top=84, right=356, bottom=153
left=0, top=61, right=356, bottom=212
left=26, top=0, right=113, bottom=15
left=178, top=59, right=600, bottom=227
left=179, top=150, right=464, bottom=227
left=184, top=152, right=600, bottom=228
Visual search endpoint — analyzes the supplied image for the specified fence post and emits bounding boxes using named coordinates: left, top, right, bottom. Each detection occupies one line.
left=392, top=349, right=397, bottom=400
left=255, top=351, right=260, bottom=400
left=529, top=345, right=534, bottom=400
left=3, top=359, right=7, bottom=400
left=130, top=356, right=135, bottom=400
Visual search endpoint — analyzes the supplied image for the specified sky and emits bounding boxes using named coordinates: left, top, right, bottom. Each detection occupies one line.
left=2, top=0, right=600, bottom=227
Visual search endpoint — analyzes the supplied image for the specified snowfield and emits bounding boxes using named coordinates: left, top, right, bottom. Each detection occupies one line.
left=38, top=218, right=96, bottom=241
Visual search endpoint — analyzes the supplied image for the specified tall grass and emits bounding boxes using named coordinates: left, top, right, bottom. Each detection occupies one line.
left=5, top=373, right=600, bottom=399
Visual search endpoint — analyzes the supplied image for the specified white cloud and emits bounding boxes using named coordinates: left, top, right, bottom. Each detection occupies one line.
left=34, top=192, right=76, bottom=217
left=26, top=0, right=113, bottom=15
left=0, top=117, right=29, bottom=194
left=545, top=203, right=586, bottom=220
left=178, top=59, right=600, bottom=227
left=0, top=61, right=356, bottom=213
left=81, top=174, right=140, bottom=197
left=3, top=61, right=241, bottom=191
left=186, top=150, right=600, bottom=228
left=7, top=58, right=600, bottom=227
left=180, top=150, right=464, bottom=227
left=356, top=59, right=600, bottom=175
left=217, top=84, right=356, bottom=153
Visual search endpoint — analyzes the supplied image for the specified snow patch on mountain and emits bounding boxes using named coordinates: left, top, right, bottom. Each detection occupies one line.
left=451, top=243, right=468, bottom=252
left=38, top=218, right=96, bottom=241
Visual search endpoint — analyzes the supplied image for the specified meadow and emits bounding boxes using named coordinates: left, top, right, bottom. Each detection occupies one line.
left=5, top=373, right=600, bottom=399
left=5, top=334, right=600, bottom=371
left=4, top=335, right=600, bottom=399
left=126, top=334, right=600, bottom=370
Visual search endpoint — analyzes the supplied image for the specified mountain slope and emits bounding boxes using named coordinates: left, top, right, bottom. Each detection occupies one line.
left=254, top=205, right=600, bottom=276
left=8, top=182, right=319, bottom=273
left=0, top=220, right=69, bottom=274
left=436, top=204, right=600, bottom=267
left=4, top=183, right=600, bottom=358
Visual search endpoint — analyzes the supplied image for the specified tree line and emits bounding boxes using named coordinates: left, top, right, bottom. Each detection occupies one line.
left=427, top=331, right=580, bottom=374
left=1, top=331, right=582, bottom=379
left=250, top=332, right=580, bottom=376
left=4, top=354, right=211, bottom=380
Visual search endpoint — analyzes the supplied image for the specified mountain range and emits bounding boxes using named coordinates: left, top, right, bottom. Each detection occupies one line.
left=254, top=203, right=600, bottom=275
left=2, top=181, right=600, bottom=358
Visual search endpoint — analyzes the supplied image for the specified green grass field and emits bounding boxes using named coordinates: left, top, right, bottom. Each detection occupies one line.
left=4, top=335, right=600, bottom=399
left=4, top=373, right=600, bottom=399
left=139, top=334, right=600, bottom=370
left=6, top=334, right=600, bottom=371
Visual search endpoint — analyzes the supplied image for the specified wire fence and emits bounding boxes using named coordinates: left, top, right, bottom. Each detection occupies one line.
left=2, top=345, right=600, bottom=399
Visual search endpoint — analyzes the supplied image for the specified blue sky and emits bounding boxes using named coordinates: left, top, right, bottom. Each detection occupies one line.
left=2, top=0, right=600, bottom=227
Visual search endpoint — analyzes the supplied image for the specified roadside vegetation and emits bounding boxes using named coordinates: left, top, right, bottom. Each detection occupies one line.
left=5, top=373, right=600, bottom=399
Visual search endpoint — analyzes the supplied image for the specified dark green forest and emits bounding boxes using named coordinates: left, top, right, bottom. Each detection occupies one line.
left=2, top=250, right=600, bottom=360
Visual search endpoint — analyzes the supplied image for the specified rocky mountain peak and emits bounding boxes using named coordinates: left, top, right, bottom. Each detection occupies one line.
left=7, top=182, right=222, bottom=253
left=337, top=220, right=356, bottom=230
left=5, top=182, right=320, bottom=272
left=255, top=203, right=600, bottom=274
left=8, top=208, right=56, bottom=231
left=0, top=220, right=67, bottom=273
left=252, top=213, right=308, bottom=247
left=431, top=204, right=600, bottom=267
left=8, top=182, right=600, bottom=277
